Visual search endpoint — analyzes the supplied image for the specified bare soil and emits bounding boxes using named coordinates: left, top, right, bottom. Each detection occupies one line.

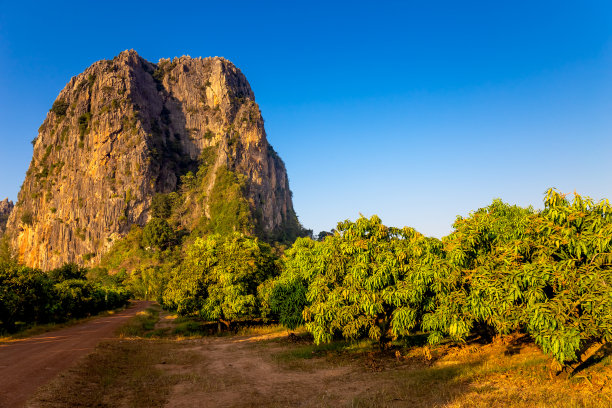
left=164, top=333, right=361, bottom=407
left=0, top=301, right=152, bottom=408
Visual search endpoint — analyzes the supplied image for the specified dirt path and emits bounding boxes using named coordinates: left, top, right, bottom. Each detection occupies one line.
left=164, top=333, right=383, bottom=407
left=0, top=301, right=152, bottom=408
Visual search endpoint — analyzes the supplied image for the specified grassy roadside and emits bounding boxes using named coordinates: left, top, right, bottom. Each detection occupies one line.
left=0, top=304, right=130, bottom=343
left=26, top=304, right=203, bottom=408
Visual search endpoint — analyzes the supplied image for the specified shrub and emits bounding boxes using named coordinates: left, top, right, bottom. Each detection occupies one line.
left=49, top=263, right=87, bottom=282
left=0, top=262, right=130, bottom=332
left=0, top=265, right=55, bottom=330
left=265, top=237, right=316, bottom=329
left=142, top=218, right=175, bottom=250
left=21, top=212, right=34, bottom=226
left=50, top=100, right=69, bottom=116
left=77, top=112, right=92, bottom=141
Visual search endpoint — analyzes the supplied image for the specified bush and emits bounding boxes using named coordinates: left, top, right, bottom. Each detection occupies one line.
left=50, top=100, right=69, bottom=116
left=142, top=218, right=176, bottom=250
left=49, top=263, right=87, bottom=282
left=21, top=212, right=34, bottom=226
left=0, top=262, right=130, bottom=333
left=0, top=265, right=55, bottom=331
left=264, top=238, right=317, bottom=329
left=77, top=112, right=92, bottom=141
left=273, top=216, right=442, bottom=345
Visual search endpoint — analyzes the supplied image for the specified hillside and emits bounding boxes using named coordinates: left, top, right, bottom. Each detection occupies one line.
left=6, top=50, right=303, bottom=270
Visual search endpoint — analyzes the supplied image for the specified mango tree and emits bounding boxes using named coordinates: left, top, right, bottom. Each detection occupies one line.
left=163, top=233, right=277, bottom=330
left=271, top=215, right=442, bottom=345
left=422, top=190, right=612, bottom=366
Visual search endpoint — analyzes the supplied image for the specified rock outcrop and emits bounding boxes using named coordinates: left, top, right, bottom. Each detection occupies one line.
left=0, top=198, right=14, bottom=237
left=6, top=50, right=302, bottom=270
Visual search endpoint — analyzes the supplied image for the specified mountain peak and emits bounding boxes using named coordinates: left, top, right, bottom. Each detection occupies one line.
left=6, top=52, right=302, bottom=269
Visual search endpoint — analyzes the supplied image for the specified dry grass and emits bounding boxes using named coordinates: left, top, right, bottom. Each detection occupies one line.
left=26, top=305, right=203, bottom=408
left=0, top=306, right=127, bottom=343
left=27, top=339, right=197, bottom=408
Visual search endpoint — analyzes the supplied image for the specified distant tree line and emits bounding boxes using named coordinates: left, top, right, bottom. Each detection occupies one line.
left=0, top=261, right=130, bottom=333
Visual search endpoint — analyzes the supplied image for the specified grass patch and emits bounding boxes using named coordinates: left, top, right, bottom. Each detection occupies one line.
left=28, top=302, right=203, bottom=407
left=0, top=306, right=127, bottom=343
left=116, top=306, right=159, bottom=338
left=235, top=323, right=287, bottom=337
left=172, top=318, right=209, bottom=337
left=166, top=315, right=287, bottom=338
left=29, top=338, right=201, bottom=408
left=347, top=341, right=612, bottom=408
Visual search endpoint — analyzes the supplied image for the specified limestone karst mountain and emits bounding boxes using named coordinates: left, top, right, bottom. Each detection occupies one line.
left=6, top=50, right=304, bottom=270
left=0, top=198, right=14, bottom=237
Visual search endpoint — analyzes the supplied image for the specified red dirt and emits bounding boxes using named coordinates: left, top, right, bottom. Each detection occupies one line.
left=0, top=301, right=152, bottom=408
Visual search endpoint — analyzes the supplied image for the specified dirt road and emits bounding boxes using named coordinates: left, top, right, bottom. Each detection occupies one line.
left=0, top=301, right=152, bottom=408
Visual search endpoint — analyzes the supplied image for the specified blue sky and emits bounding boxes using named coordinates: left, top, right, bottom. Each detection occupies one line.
left=1, top=1, right=611, bottom=237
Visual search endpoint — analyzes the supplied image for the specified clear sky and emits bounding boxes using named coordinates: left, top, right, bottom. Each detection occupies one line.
left=1, top=1, right=611, bottom=237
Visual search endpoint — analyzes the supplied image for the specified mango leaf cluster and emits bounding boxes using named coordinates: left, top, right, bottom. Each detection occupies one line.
left=270, top=215, right=442, bottom=344
left=422, top=199, right=535, bottom=344
left=423, top=190, right=612, bottom=363
left=263, top=237, right=327, bottom=329
left=527, top=189, right=612, bottom=362
left=163, top=233, right=277, bottom=324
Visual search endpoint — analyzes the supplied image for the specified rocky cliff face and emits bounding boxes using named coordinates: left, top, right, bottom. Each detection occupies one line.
left=6, top=50, right=302, bottom=270
left=0, top=198, right=14, bottom=237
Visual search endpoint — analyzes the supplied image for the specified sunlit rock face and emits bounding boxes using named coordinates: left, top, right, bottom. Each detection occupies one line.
left=6, top=50, right=300, bottom=270
left=0, top=198, right=14, bottom=237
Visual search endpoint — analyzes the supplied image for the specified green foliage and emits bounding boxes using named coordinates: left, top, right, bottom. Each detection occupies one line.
left=48, top=263, right=87, bottom=281
left=422, top=192, right=612, bottom=364
left=206, top=167, right=254, bottom=235
left=150, top=192, right=180, bottom=219
left=163, top=233, right=278, bottom=324
left=99, top=224, right=183, bottom=301
left=77, top=111, right=92, bottom=148
left=99, top=225, right=146, bottom=272
left=77, top=112, right=92, bottom=142
left=0, top=265, right=55, bottom=331
left=267, top=191, right=612, bottom=366
left=123, top=265, right=171, bottom=302
left=142, top=218, right=176, bottom=250
left=265, top=237, right=317, bottom=329
left=21, top=211, right=34, bottom=226
left=281, top=216, right=441, bottom=345
left=50, top=100, right=69, bottom=117
left=0, top=262, right=129, bottom=332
